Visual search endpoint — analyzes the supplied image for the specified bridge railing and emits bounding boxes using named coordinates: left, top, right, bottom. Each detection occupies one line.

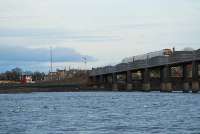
left=148, top=56, right=169, bottom=67
left=196, top=49, right=200, bottom=60
left=169, top=51, right=194, bottom=64
left=114, top=63, right=128, bottom=73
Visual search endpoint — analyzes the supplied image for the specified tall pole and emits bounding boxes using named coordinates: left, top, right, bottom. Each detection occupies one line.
left=50, top=46, right=53, bottom=73
left=50, top=46, right=53, bottom=80
left=82, top=57, right=87, bottom=70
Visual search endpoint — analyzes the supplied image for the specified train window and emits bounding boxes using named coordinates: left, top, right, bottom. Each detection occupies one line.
left=132, top=71, right=142, bottom=80
left=198, top=64, right=200, bottom=76
left=170, top=66, right=183, bottom=77
left=150, top=69, right=160, bottom=78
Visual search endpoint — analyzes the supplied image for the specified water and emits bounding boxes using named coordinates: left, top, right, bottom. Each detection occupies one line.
left=0, top=92, right=200, bottom=134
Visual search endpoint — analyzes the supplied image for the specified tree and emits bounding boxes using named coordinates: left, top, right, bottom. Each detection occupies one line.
left=5, top=71, right=12, bottom=80
left=11, top=67, right=23, bottom=81
left=32, top=71, right=45, bottom=81
left=0, top=67, right=46, bottom=82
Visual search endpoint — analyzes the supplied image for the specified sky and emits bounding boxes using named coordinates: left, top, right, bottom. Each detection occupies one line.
left=0, top=0, right=200, bottom=72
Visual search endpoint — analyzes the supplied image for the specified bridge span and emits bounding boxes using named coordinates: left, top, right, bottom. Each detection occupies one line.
left=89, top=49, right=200, bottom=92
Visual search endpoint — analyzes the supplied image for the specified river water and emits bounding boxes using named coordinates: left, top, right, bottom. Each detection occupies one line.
left=0, top=92, right=200, bottom=134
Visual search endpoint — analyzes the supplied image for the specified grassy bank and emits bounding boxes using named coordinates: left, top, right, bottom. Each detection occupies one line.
left=0, top=83, right=112, bottom=94
left=0, top=83, right=80, bottom=93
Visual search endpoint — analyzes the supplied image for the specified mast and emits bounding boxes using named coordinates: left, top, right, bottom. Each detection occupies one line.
left=82, top=57, right=87, bottom=70
left=50, top=46, right=53, bottom=80
left=50, top=46, right=53, bottom=73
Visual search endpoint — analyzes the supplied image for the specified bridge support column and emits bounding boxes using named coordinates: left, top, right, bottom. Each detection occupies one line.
left=142, top=68, right=151, bottom=92
left=192, top=61, right=199, bottom=93
left=161, top=83, right=172, bottom=92
left=92, top=76, right=98, bottom=89
left=100, top=85, right=105, bottom=89
left=112, top=73, right=118, bottom=91
left=143, top=83, right=150, bottom=91
left=112, top=83, right=118, bottom=91
left=183, top=64, right=190, bottom=93
left=183, top=82, right=190, bottom=93
left=161, top=66, right=172, bottom=92
left=126, top=71, right=132, bottom=91
left=93, top=85, right=98, bottom=89
left=99, top=75, right=105, bottom=89
left=127, top=84, right=133, bottom=91
left=192, top=81, right=199, bottom=93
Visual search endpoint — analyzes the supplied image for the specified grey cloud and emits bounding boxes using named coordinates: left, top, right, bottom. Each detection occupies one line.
left=115, top=22, right=165, bottom=30
left=0, top=28, right=121, bottom=42
left=0, top=46, right=96, bottom=62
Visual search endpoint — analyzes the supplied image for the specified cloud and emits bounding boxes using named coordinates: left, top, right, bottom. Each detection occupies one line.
left=0, top=0, right=199, bottom=72
left=0, top=28, right=121, bottom=42
left=0, top=46, right=96, bottom=62
left=115, top=22, right=164, bottom=30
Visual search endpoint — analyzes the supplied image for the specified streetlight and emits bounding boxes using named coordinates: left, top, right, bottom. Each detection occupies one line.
left=82, top=57, right=87, bottom=70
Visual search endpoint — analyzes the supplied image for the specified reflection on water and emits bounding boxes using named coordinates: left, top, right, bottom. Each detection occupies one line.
left=0, top=92, right=200, bottom=134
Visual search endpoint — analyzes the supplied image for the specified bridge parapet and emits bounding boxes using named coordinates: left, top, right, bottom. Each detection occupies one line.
left=90, top=67, right=104, bottom=76
left=104, top=66, right=115, bottom=74
left=196, top=49, right=200, bottom=60
left=89, top=66, right=116, bottom=76
left=169, top=51, right=193, bottom=63
left=114, top=63, right=128, bottom=72
left=148, top=56, right=169, bottom=67
left=130, top=60, right=147, bottom=69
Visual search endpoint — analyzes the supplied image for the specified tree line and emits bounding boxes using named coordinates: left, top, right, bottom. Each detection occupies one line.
left=0, top=67, right=45, bottom=81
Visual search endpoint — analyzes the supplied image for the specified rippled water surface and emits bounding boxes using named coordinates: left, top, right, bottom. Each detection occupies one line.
left=0, top=92, right=200, bottom=134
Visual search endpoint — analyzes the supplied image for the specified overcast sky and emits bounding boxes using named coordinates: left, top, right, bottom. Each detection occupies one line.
left=0, top=0, right=200, bottom=72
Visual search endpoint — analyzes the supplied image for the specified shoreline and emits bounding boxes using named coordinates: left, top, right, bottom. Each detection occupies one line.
left=0, top=87, right=199, bottom=94
left=0, top=88, right=113, bottom=94
left=0, top=83, right=112, bottom=94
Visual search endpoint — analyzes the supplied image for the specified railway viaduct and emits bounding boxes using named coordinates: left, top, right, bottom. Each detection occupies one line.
left=89, top=49, right=200, bottom=93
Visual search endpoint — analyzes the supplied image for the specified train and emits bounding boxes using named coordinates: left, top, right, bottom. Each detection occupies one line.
left=121, top=49, right=173, bottom=63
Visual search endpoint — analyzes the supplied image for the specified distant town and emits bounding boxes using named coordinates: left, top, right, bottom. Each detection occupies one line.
left=0, top=67, right=89, bottom=85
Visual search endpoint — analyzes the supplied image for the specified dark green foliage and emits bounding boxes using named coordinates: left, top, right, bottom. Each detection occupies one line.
left=0, top=67, right=45, bottom=81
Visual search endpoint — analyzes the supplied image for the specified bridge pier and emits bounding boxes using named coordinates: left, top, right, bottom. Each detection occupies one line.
left=161, top=66, right=172, bottom=92
left=192, top=81, right=199, bottom=93
left=126, top=71, right=132, bottom=91
left=91, top=76, right=98, bottom=89
left=143, top=83, right=150, bottom=91
left=161, top=82, right=172, bottom=92
left=100, top=85, right=105, bottom=89
left=183, top=82, right=190, bottom=93
left=142, top=68, right=151, bottom=91
left=127, top=83, right=133, bottom=91
left=192, top=61, right=199, bottom=93
left=112, top=83, right=118, bottom=91
left=182, top=64, right=190, bottom=93
left=112, top=73, right=118, bottom=91
left=99, top=75, right=105, bottom=89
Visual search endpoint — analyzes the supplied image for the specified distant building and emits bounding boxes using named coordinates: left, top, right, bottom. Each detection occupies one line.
left=44, top=69, right=88, bottom=81
left=56, top=69, right=67, bottom=80
left=44, top=72, right=57, bottom=81
left=20, top=75, right=33, bottom=84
